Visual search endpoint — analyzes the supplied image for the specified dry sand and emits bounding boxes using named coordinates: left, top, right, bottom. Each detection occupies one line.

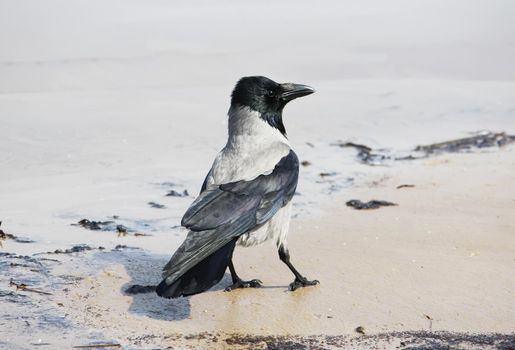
left=58, top=148, right=515, bottom=349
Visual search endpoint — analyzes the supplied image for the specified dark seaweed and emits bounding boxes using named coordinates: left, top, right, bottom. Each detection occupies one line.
left=2, top=254, right=45, bottom=266
left=0, top=222, right=34, bottom=244
left=222, top=331, right=515, bottom=350
left=332, top=141, right=391, bottom=165
left=319, top=172, right=338, bottom=178
left=72, top=219, right=146, bottom=237
left=165, top=189, right=189, bottom=197
left=415, top=132, right=515, bottom=154
left=397, top=184, right=415, bottom=189
left=125, top=330, right=515, bottom=349
left=72, top=219, right=115, bottom=231
left=47, top=244, right=105, bottom=255
left=113, top=245, right=140, bottom=251
left=147, top=202, right=166, bottom=209
left=333, top=131, right=515, bottom=166
left=346, top=199, right=397, bottom=210
left=9, top=279, right=53, bottom=295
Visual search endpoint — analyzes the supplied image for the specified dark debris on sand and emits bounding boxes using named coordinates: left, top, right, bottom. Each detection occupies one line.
left=46, top=244, right=140, bottom=253
left=346, top=199, right=397, bottom=210
left=47, top=244, right=105, bottom=255
left=222, top=331, right=515, bottom=350
left=72, top=219, right=150, bottom=237
left=0, top=221, right=35, bottom=245
left=319, top=172, right=338, bottom=178
left=147, top=202, right=166, bottom=209
left=332, top=142, right=390, bottom=165
left=9, top=279, right=53, bottom=295
left=116, top=225, right=128, bottom=237
left=165, top=189, right=189, bottom=197
left=113, top=245, right=140, bottom=251
left=126, top=330, right=515, bottom=349
left=152, top=331, right=515, bottom=350
left=0, top=253, right=51, bottom=277
left=72, top=219, right=115, bottom=231
left=397, top=184, right=415, bottom=189
left=333, top=131, right=515, bottom=166
left=159, top=181, right=189, bottom=197
left=415, top=131, right=515, bottom=154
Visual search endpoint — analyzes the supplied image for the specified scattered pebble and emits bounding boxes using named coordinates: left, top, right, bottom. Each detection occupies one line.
left=116, top=225, right=128, bottom=236
left=355, top=326, right=366, bottom=335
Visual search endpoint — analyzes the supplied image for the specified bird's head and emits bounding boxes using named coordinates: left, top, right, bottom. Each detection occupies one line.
left=231, top=76, right=315, bottom=114
left=230, top=76, right=315, bottom=136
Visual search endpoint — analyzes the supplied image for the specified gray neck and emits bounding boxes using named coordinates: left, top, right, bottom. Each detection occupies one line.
left=226, top=105, right=289, bottom=147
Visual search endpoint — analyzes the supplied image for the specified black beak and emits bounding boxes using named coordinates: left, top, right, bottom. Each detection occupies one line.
left=279, top=83, right=315, bottom=102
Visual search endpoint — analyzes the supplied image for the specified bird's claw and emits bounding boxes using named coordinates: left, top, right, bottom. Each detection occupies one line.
left=289, top=277, right=319, bottom=291
left=225, top=279, right=262, bottom=292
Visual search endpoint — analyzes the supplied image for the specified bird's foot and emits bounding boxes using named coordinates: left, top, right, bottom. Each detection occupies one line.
left=225, top=278, right=262, bottom=292
left=289, top=276, right=319, bottom=291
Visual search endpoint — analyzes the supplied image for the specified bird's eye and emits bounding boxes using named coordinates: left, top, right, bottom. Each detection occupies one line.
left=266, top=90, right=275, bottom=97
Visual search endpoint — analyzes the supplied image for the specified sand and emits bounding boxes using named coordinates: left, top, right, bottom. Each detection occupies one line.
left=54, top=148, right=515, bottom=349
left=1, top=1, right=515, bottom=349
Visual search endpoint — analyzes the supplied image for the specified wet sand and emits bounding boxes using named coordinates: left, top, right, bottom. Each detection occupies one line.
left=59, top=148, right=515, bottom=349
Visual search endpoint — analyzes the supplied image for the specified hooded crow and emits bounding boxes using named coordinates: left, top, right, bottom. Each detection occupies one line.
left=156, top=76, right=318, bottom=298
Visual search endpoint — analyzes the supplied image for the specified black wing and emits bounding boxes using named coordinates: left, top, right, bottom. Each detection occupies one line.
left=160, top=150, right=299, bottom=287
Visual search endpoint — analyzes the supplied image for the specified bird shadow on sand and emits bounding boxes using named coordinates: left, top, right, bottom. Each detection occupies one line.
left=122, top=250, right=193, bottom=321
left=94, top=248, right=289, bottom=322
left=93, top=248, right=190, bottom=321
left=96, top=248, right=289, bottom=322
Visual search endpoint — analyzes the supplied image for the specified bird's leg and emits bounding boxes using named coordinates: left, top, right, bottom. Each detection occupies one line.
left=278, top=244, right=319, bottom=291
left=224, top=259, right=262, bottom=291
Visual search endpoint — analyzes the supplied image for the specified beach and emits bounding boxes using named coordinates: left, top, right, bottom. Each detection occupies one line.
left=1, top=1, right=514, bottom=349
left=2, top=141, right=514, bottom=350
left=52, top=148, right=514, bottom=349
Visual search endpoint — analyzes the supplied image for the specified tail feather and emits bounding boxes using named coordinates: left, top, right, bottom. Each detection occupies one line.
left=156, top=238, right=237, bottom=298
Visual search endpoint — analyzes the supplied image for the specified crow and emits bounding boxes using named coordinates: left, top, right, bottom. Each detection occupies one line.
left=157, top=76, right=318, bottom=298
